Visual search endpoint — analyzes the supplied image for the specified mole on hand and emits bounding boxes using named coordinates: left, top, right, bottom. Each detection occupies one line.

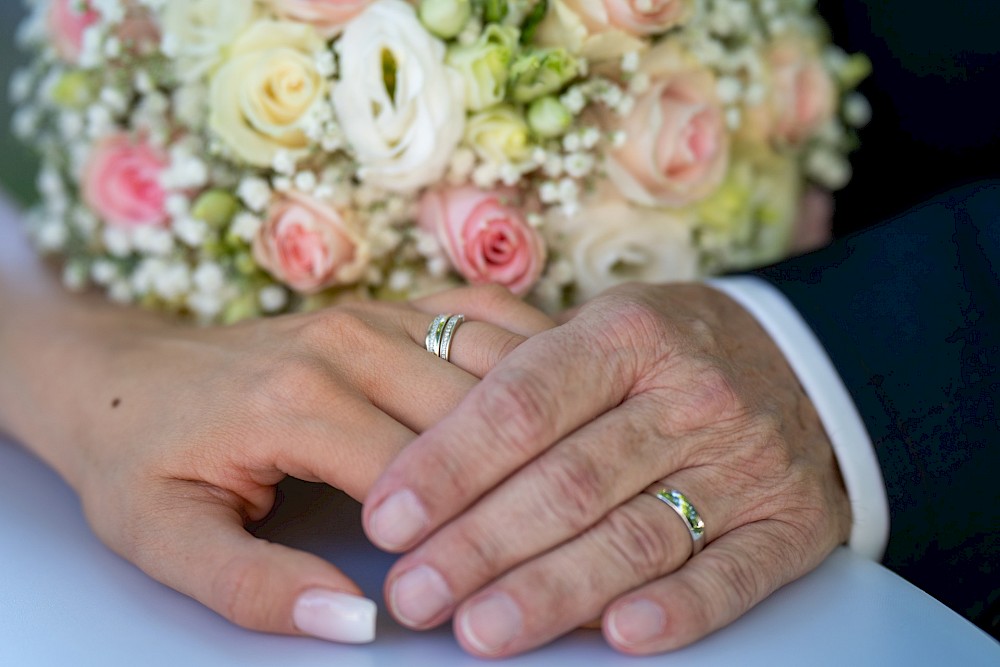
left=111, top=398, right=121, bottom=409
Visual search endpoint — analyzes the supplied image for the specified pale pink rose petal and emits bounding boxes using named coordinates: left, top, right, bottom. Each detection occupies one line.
left=48, top=0, right=100, bottom=64
left=254, top=193, right=365, bottom=293
left=268, top=0, right=373, bottom=36
left=769, top=41, right=837, bottom=145
left=604, top=0, right=689, bottom=35
left=83, top=135, right=168, bottom=228
left=610, top=65, right=728, bottom=207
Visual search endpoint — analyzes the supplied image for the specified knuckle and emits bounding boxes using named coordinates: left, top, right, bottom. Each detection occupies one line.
left=441, top=522, right=507, bottom=583
left=744, top=413, right=795, bottom=473
left=471, top=371, right=554, bottom=456
left=249, top=355, right=328, bottom=414
left=667, top=364, right=742, bottom=432
left=699, top=547, right=763, bottom=614
left=533, top=453, right=608, bottom=532
left=593, top=292, right=668, bottom=352
left=602, top=506, right=673, bottom=580
left=474, top=330, right=526, bottom=376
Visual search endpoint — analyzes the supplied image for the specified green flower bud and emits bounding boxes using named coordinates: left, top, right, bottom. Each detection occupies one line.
left=234, top=252, right=259, bottom=276
left=447, top=25, right=519, bottom=111
left=192, top=190, right=239, bottom=228
left=836, top=53, right=872, bottom=89
left=419, top=0, right=472, bottom=40
left=222, top=293, right=261, bottom=325
left=527, top=95, right=572, bottom=138
left=509, top=48, right=579, bottom=103
left=465, top=105, right=533, bottom=163
left=51, top=71, right=93, bottom=109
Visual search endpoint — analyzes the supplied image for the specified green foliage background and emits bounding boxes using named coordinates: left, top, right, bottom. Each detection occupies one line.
left=1, top=2, right=41, bottom=206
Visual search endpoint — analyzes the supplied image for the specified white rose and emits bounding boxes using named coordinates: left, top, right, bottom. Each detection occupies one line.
left=333, top=0, right=465, bottom=193
left=160, top=0, right=259, bottom=81
left=547, top=182, right=699, bottom=302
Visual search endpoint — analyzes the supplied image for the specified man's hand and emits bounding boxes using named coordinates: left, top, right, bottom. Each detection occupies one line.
left=363, top=282, right=851, bottom=657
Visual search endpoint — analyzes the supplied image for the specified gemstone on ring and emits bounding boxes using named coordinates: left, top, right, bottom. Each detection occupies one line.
left=647, top=488, right=706, bottom=553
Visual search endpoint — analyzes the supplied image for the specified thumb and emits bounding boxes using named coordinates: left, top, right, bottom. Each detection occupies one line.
left=125, top=486, right=377, bottom=644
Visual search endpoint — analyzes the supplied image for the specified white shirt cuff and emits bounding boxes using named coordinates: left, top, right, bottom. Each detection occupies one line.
left=707, top=276, right=890, bottom=561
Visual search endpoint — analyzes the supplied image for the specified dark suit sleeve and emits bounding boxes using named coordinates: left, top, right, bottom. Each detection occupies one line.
left=751, top=181, right=1000, bottom=637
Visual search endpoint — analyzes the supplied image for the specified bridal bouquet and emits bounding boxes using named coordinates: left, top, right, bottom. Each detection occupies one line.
left=9, top=0, right=870, bottom=322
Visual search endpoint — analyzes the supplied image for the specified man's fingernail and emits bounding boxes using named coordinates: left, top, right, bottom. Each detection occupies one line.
left=459, top=592, right=523, bottom=655
left=293, top=589, right=377, bottom=644
left=606, top=599, right=665, bottom=647
left=390, top=565, right=453, bottom=627
left=369, top=489, right=428, bottom=549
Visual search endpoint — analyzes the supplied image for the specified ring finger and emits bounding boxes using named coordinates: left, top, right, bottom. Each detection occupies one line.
left=452, top=470, right=725, bottom=657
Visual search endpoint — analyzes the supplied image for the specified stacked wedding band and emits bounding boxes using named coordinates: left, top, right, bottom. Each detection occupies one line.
left=426, top=314, right=465, bottom=362
left=646, top=488, right=706, bottom=556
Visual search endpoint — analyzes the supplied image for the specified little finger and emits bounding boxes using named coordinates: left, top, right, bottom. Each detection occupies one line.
left=603, top=519, right=839, bottom=655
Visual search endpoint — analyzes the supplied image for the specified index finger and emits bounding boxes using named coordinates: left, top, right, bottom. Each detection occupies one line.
left=361, top=300, right=650, bottom=553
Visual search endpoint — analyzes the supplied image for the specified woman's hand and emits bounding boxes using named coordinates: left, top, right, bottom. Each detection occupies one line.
left=0, top=203, right=554, bottom=647
left=361, top=282, right=851, bottom=657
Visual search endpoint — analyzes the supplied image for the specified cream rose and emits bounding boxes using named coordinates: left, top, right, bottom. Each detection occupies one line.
left=161, top=0, right=258, bottom=81
left=548, top=183, right=698, bottom=302
left=535, top=0, right=694, bottom=62
left=333, top=0, right=465, bottom=193
left=767, top=38, right=837, bottom=145
left=82, top=134, right=169, bottom=229
left=253, top=192, right=369, bottom=293
left=419, top=186, right=546, bottom=296
left=605, top=42, right=729, bottom=208
left=208, top=20, right=326, bottom=168
left=266, top=0, right=373, bottom=37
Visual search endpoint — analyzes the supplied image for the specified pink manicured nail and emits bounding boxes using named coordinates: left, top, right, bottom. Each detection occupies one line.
left=368, top=489, right=428, bottom=549
left=459, top=592, right=523, bottom=655
left=293, top=589, right=377, bottom=644
left=390, top=565, right=453, bottom=627
left=607, top=599, right=665, bottom=647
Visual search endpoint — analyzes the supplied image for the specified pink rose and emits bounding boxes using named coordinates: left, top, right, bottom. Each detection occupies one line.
left=82, top=134, right=168, bottom=229
left=536, top=0, right=694, bottom=62
left=48, top=0, right=100, bottom=64
left=605, top=44, right=729, bottom=207
left=266, top=0, right=373, bottom=37
left=117, top=8, right=161, bottom=56
left=253, top=192, right=369, bottom=294
left=602, top=0, right=693, bottom=35
left=767, top=39, right=837, bottom=145
left=419, top=187, right=546, bottom=296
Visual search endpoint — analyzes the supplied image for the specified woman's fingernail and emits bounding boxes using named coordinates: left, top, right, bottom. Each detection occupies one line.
left=459, top=592, right=523, bottom=655
left=390, top=565, right=453, bottom=627
left=368, top=489, right=428, bottom=549
left=607, top=599, right=666, bottom=647
left=293, top=589, right=377, bottom=644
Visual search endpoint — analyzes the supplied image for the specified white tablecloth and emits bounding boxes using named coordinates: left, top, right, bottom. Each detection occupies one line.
left=0, top=436, right=996, bottom=666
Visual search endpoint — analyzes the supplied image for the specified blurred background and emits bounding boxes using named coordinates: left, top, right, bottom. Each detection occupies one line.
left=1, top=1, right=998, bottom=236
left=0, top=2, right=40, bottom=206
